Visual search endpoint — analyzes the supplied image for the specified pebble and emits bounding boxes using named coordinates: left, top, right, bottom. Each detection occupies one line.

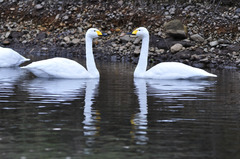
left=209, top=41, right=218, bottom=47
left=2, top=40, right=10, bottom=45
left=170, top=43, right=183, bottom=53
left=72, top=38, right=80, bottom=44
left=190, top=34, right=204, bottom=42
left=133, top=38, right=141, bottom=44
left=41, top=47, right=48, bottom=51
left=134, top=47, right=141, bottom=54
left=64, top=36, right=71, bottom=43
left=120, top=35, right=131, bottom=42
left=35, top=4, right=43, bottom=10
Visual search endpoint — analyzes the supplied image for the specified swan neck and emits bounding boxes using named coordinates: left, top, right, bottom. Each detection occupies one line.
left=86, top=36, right=99, bottom=77
left=134, top=35, right=149, bottom=77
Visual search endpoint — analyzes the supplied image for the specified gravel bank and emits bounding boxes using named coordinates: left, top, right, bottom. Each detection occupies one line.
left=0, top=0, right=239, bottom=69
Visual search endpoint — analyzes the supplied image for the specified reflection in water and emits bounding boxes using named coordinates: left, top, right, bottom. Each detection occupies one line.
left=133, top=79, right=149, bottom=145
left=23, top=78, right=88, bottom=102
left=146, top=79, right=216, bottom=100
left=0, top=68, right=26, bottom=104
left=133, top=78, right=216, bottom=144
left=0, top=61, right=239, bottom=159
left=0, top=68, right=26, bottom=81
left=82, top=79, right=100, bottom=153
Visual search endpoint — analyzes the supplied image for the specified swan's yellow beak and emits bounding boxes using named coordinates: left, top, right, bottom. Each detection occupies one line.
left=96, top=30, right=102, bottom=36
left=132, top=30, right=138, bottom=35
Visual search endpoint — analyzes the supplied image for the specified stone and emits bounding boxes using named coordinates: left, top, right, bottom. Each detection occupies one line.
left=41, top=47, right=48, bottom=51
left=209, top=41, right=218, bottom=47
left=156, top=49, right=164, bottom=54
left=119, top=46, right=125, bottom=51
left=235, top=8, right=240, bottom=13
left=63, top=15, right=69, bottom=21
left=134, top=47, right=141, bottom=54
left=163, top=19, right=187, bottom=39
left=72, top=38, right=80, bottom=44
left=118, top=0, right=124, bottom=5
left=36, top=32, right=47, bottom=40
left=5, top=32, right=11, bottom=38
left=9, top=31, right=23, bottom=39
left=133, top=38, right=141, bottom=44
left=200, top=57, right=209, bottom=63
left=64, top=36, right=71, bottom=43
left=35, top=4, right=43, bottom=10
left=190, top=34, right=204, bottom=42
left=22, top=40, right=27, bottom=44
left=169, top=7, right=176, bottom=15
left=170, top=43, right=183, bottom=53
left=2, top=40, right=10, bottom=45
left=191, top=54, right=200, bottom=60
left=115, top=28, right=121, bottom=32
left=0, top=0, right=4, bottom=3
left=120, top=35, right=131, bottom=42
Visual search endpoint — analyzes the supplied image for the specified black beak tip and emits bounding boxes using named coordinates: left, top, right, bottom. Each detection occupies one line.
left=127, top=32, right=132, bottom=35
left=101, top=33, right=108, bottom=36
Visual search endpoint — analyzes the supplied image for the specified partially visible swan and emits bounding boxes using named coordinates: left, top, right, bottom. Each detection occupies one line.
left=22, top=28, right=106, bottom=79
left=0, top=47, right=30, bottom=67
left=130, top=27, right=217, bottom=79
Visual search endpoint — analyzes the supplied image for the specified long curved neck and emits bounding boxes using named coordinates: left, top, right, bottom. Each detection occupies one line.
left=86, top=36, right=99, bottom=77
left=134, top=35, right=149, bottom=77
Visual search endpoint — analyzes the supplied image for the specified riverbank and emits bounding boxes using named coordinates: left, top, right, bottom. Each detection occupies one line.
left=0, top=1, right=239, bottom=69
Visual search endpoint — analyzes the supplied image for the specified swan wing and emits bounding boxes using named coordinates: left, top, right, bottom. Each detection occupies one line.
left=0, top=48, right=30, bottom=67
left=145, top=62, right=216, bottom=79
left=22, top=57, right=91, bottom=78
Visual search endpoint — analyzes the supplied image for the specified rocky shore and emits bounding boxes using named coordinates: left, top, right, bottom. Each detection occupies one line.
left=0, top=0, right=240, bottom=69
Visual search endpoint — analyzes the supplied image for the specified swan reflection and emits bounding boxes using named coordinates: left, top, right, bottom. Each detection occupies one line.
left=146, top=79, right=216, bottom=100
left=23, top=77, right=100, bottom=151
left=132, top=78, right=149, bottom=145
left=82, top=79, right=100, bottom=136
left=24, top=78, right=90, bottom=102
left=0, top=67, right=26, bottom=82
left=0, top=68, right=26, bottom=102
left=132, top=78, right=216, bottom=144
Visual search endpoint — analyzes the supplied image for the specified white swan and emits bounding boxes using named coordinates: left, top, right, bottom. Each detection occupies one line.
left=22, top=28, right=105, bottom=79
left=130, top=27, right=217, bottom=79
left=0, top=47, right=30, bottom=67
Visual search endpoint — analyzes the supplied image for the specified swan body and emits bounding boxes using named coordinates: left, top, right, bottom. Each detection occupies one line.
left=22, top=57, right=94, bottom=78
left=0, top=47, right=30, bottom=67
left=131, top=27, right=217, bottom=79
left=22, top=28, right=104, bottom=79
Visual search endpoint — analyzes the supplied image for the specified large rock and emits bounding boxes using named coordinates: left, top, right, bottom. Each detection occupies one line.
left=164, top=19, right=187, bottom=39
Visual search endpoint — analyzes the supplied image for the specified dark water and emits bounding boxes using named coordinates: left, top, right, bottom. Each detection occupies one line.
left=0, top=59, right=239, bottom=159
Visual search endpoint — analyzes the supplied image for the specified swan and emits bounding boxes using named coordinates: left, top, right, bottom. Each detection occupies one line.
left=130, top=27, right=217, bottom=79
left=0, top=47, right=30, bottom=67
left=22, top=28, right=106, bottom=79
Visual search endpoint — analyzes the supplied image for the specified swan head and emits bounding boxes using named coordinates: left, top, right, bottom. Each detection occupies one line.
left=86, top=28, right=106, bottom=39
left=131, top=27, right=149, bottom=38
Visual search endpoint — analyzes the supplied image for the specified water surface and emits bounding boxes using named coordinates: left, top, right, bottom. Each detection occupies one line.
left=0, top=60, right=239, bottom=159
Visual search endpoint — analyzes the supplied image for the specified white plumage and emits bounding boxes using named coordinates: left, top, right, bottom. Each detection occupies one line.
left=0, top=47, right=30, bottom=67
left=22, top=57, right=92, bottom=78
left=22, top=28, right=104, bottom=79
left=131, top=27, right=217, bottom=79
